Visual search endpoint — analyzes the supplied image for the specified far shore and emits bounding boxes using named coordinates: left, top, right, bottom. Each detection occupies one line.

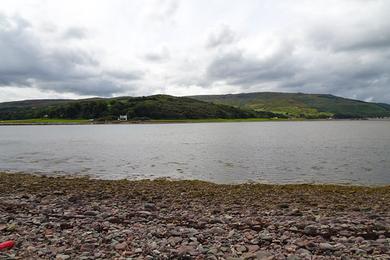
left=0, top=172, right=389, bottom=259
left=1, top=117, right=388, bottom=126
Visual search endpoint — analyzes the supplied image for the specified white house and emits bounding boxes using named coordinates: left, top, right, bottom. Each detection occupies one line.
left=118, top=115, right=128, bottom=121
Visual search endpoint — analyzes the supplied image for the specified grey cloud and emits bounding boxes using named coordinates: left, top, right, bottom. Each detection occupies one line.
left=206, top=25, right=236, bottom=49
left=149, top=0, right=179, bottom=23
left=308, top=6, right=390, bottom=53
left=62, top=27, right=87, bottom=39
left=38, top=78, right=128, bottom=96
left=340, top=33, right=390, bottom=52
left=143, top=47, right=170, bottom=62
left=105, top=70, right=143, bottom=80
left=0, top=14, right=141, bottom=96
left=203, top=33, right=390, bottom=102
left=205, top=44, right=297, bottom=87
left=275, top=50, right=390, bottom=102
left=198, top=1, right=390, bottom=103
left=309, top=26, right=390, bottom=53
left=161, top=0, right=179, bottom=17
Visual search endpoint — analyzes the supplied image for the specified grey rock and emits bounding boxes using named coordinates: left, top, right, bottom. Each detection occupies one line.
left=144, top=203, right=157, bottom=211
left=114, top=242, right=127, bottom=250
left=256, top=250, right=274, bottom=260
left=303, top=225, right=318, bottom=235
left=209, top=226, right=225, bottom=235
left=296, top=248, right=311, bottom=256
left=258, top=231, right=273, bottom=242
left=56, top=254, right=70, bottom=260
left=137, top=210, right=152, bottom=216
left=319, top=243, right=335, bottom=251
left=134, top=248, right=143, bottom=253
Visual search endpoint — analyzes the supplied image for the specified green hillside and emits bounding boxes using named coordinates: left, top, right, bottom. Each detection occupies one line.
left=0, top=95, right=281, bottom=121
left=190, top=92, right=390, bottom=119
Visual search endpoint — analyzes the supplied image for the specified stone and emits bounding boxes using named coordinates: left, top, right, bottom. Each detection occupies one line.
left=114, top=242, right=127, bottom=251
left=59, top=222, right=72, bottom=230
left=209, top=227, right=225, bottom=235
left=319, top=243, right=335, bottom=251
left=177, top=245, right=196, bottom=255
left=247, top=245, right=260, bottom=252
left=236, top=245, right=247, bottom=252
left=149, top=241, right=158, bottom=249
left=303, top=225, right=318, bottom=235
left=84, top=210, right=98, bottom=216
left=228, top=229, right=235, bottom=238
left=137, top=210, right=152, bottom=216
left=67, top=195, right=80, bottom=202
left=144, top=203, right=157, bottom=211
left=278, top=203, right=289, bottom=209
left=290, top=209, right=303, bottom=216
left=56, top=254, right=70, bottom=260
left=256, top=250, right=274, bottom=260
left=296, top=248, right=311, bottom=256
left=26, top=246, right=36, bottom=252
left=134, top=248, right=143, bottom=253
left=258, top=231, right=272, bottom=242
left=3, top=172, right=390, bottom=259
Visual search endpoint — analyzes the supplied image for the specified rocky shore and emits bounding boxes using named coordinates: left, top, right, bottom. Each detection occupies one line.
left=0, top=173, right=389, bottom=259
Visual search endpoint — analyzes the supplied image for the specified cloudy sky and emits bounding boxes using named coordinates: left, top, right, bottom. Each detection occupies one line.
left=0, top=0, right=389, bottom=103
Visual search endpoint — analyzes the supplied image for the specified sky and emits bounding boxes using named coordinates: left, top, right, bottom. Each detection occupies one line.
left=0, top=0, right=389, bottom=103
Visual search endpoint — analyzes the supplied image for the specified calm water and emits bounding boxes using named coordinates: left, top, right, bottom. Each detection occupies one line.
left=0, top=121, right=389, bottom=184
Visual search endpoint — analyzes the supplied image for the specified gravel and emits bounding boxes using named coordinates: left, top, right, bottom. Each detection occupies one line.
left=0, top=173, right=389, bottom=259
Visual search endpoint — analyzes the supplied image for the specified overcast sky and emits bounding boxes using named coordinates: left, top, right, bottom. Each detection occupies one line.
left=0, top=0, right=389, bottom=103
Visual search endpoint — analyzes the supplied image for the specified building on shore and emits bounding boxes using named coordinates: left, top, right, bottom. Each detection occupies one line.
left=118, top=115, right=128, bottom=121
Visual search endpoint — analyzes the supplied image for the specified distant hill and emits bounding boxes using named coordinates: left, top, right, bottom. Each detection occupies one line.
left=0, top=95, right=281, bottom=120
left=190, top=92, right=390, bottom=119
left=2, top=92, right=388, bottom=121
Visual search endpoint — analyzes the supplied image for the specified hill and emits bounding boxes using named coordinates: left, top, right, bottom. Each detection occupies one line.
left=0, top=95, right=281, bottom=120
left=190, top=92, right=390, bottom=119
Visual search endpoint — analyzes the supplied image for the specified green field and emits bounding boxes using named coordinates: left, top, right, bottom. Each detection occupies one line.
left=0, top=118, right=89, bottom=124
left=146, top=118, right=300, bottom=123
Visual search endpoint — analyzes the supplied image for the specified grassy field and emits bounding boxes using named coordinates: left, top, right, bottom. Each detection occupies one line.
left=145, top=118, right=301, bottom=123
left=0, top=118, right=90, bottom=124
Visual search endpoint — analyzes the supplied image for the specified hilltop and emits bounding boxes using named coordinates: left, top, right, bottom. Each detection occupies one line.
left=190, top=92, right=390, bottom=119
left=1, top=92, right=389, bottom=121
left=0, top=95, right=281, bottom=121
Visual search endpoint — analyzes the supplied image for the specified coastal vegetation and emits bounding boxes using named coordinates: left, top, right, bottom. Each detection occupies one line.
left=1, top=92, right=389, bottom=122
left=0, top=95, right=284, bottom=121
left=0, top=118, right=89, bottom=124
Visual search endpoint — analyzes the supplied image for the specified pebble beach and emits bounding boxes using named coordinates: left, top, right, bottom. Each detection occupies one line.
left=0, top=173, right=389, bottom=259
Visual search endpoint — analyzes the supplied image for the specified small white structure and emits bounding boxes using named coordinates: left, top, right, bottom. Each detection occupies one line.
left=118, top=115, right=128, bottom=121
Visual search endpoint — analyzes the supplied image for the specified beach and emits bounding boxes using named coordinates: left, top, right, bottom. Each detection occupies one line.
left=0, top=173, right=389, bottom=259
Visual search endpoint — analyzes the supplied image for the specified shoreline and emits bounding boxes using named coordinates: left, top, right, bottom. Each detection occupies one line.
left=1, top=118, right=389, bottom=126
left=0, top=173, right=389, bottom=259
left=1, top=170, right=388, bottom=187
left=0, top=118, right=305, bottom=126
